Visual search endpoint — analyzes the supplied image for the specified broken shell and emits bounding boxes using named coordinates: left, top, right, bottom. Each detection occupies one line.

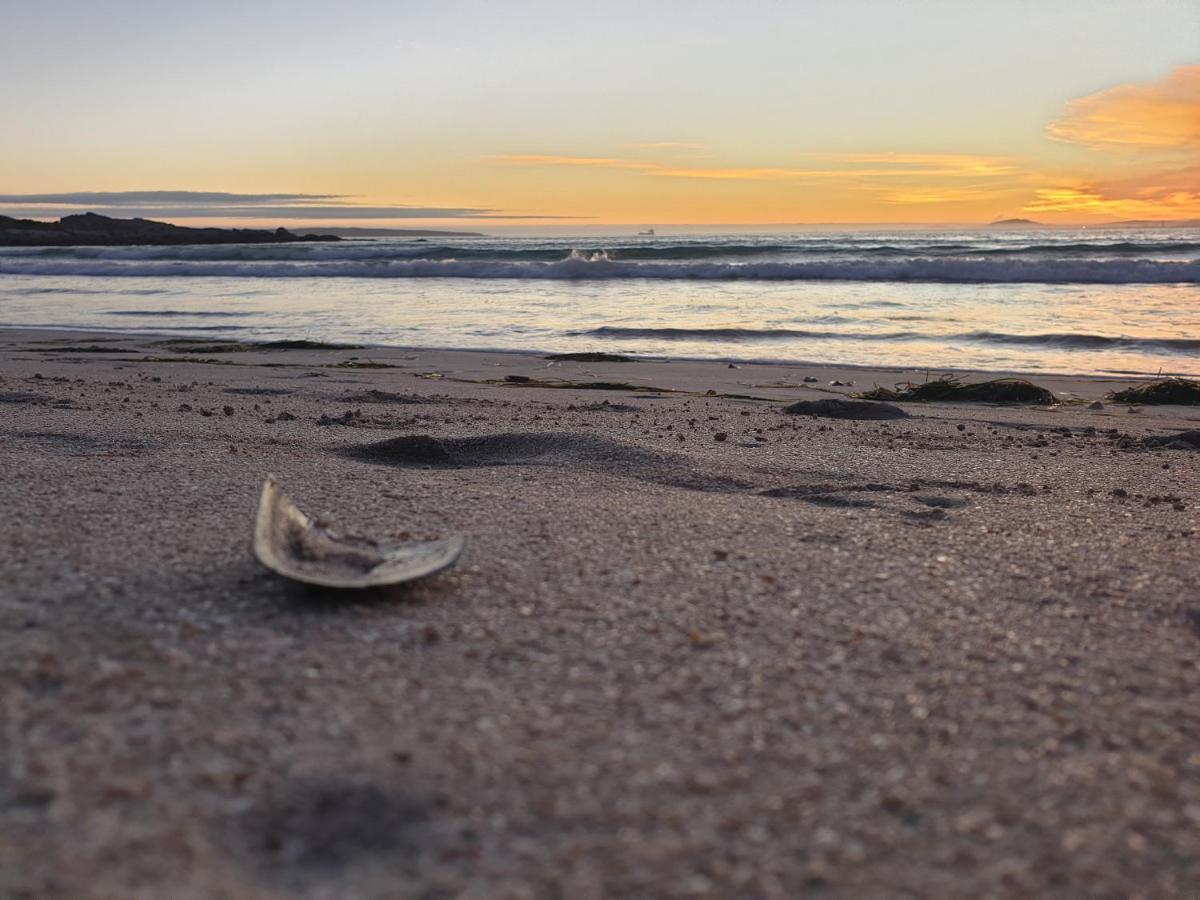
left=252, top=476, right=464, bottom=589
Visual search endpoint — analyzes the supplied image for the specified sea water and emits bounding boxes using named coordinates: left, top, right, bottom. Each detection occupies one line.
left=1, top=228, right=1197, bottom=376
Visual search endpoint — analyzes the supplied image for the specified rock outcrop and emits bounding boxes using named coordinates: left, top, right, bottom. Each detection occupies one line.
left=0, top=212, right=341, bottom=246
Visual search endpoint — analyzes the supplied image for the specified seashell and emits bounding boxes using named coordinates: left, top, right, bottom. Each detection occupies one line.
left=252, top=476, right=464, bottom=589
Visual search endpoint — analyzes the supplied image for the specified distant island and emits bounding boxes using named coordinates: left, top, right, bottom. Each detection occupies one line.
left=987, top=216, right=1198, bottom=229
left=0, top=212, right=341, bottom=246
left=988, top=218, right=1043, bottom=227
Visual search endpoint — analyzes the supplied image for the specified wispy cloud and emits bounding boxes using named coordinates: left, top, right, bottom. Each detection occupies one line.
left=881, top=186, right=1007, bottom=205
left=1047, top=64, right=1200, bottom=150
left=0, top=190, right=572, bottom=220
left=1027, top=67, right=1200, bottom=219
left=819, top=154, right=1018, bottom=178
left=1025, top=163, right=1200, bottom=218
left=0, top=191, right=344, bottom=206
left=488, top=152, right=1017, bottom=181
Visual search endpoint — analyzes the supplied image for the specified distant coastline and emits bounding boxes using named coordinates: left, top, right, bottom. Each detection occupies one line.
left=0, top=212, right=341, bottom=247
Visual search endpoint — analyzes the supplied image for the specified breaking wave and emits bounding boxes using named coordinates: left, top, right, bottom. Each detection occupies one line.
left=0, top=251, right=1197, bottom=284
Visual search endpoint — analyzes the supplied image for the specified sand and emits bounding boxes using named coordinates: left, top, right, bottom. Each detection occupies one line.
left=2, top=328, right=1199, bottom=898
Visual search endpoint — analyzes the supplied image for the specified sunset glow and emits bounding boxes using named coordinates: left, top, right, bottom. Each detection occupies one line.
left=2, top=2, right=1197, bottom=227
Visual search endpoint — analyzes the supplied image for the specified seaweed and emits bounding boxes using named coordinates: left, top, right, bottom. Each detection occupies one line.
left=855, top=375, right=1056, bottom=405
left=1107, top=378, right=1200, bottom=405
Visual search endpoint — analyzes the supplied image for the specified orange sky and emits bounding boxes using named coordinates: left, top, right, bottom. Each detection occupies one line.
left=1, top=3, right=1197, bottom=228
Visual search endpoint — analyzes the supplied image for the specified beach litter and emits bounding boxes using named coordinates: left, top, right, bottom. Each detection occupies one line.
left=252, top=476, right=464, bottom=589
left=1107, top=378, right=1200, bottom=405
left=855, top=375, right=1056, bottom=405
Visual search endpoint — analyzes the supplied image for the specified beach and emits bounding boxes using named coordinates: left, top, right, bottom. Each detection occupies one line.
left=3, top=327, right=1199, bottom=897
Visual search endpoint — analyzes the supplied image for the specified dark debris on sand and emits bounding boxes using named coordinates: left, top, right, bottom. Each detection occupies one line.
left=1108, top=378, right=1200, bottom=405
left=856, top=375, right=1056, bottom=405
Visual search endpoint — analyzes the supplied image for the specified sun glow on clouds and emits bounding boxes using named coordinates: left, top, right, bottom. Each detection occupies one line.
left=489, top=153, right=1017, bottom=181
left=483, top=151, right=1027, bottom=218
left=487, top=68, right=1199, bottom=222
left=1026, top=66, right=1200, bottom=219
left=1048, top=65, right=1200, bottom=149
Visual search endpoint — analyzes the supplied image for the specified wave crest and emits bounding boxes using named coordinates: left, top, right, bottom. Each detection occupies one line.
left=1, top=255, right=1197, bottom=284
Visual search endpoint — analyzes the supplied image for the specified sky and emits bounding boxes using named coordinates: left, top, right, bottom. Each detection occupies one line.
left=1, top=0, right=1198, bottom=229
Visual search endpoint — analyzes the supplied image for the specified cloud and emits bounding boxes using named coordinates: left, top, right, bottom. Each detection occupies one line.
left=0, top=190, right=575, bottom=220
left=881, top=186, right=1007, bottom=205
left=1030, top=68, right=1200, bottom=219
left=819, top=154, right=1018, bottom=178
left=1047, top=65, right=1200, bottom=149
left=0, top=191, right=344, bottom=206
left=1024, top=163, right=1200, bottom=218
left=488, top=152, right=1016, bottom=181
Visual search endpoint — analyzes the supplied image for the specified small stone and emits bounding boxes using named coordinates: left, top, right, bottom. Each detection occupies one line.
left=1088, top=400, right=1104, bottom=410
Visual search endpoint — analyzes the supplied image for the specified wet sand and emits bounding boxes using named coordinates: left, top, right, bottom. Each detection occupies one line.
left=2, top=328, right=1199, bottom=898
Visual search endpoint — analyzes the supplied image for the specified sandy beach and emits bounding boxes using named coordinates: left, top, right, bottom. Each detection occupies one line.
left=3, top=327, right=1199, bottom=898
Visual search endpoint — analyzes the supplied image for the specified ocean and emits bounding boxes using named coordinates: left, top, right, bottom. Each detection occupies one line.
left=1, top=228, right=1197, bottom=376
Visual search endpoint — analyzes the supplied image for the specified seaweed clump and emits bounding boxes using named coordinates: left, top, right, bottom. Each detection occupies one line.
left=855, top=375, right=1056, bottom=405
left=1107, top=378, right=1200, bottom=405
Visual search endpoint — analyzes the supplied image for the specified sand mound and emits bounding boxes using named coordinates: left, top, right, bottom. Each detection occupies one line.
left=342, top=431, right=660, bottom=468
left=341, top=431, right=755, bottom=495
left=783, top=398, right=908, bottom=420
left=1142, top=430, right=1200, bottom=450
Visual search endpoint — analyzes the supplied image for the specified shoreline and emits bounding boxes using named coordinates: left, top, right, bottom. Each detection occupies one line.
left=2, top=324, right=1189, bottom=386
